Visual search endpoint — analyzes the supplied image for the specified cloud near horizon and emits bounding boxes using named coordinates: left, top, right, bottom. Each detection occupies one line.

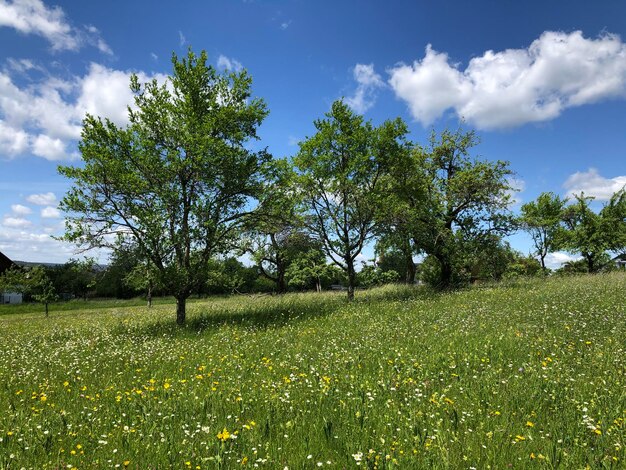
left=388, top=31, right=626, bottom=129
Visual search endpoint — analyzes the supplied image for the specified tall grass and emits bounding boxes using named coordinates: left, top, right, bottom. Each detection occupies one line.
left=0, top=275, right=624, bottom=468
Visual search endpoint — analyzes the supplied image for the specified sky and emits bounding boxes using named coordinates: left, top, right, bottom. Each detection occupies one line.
left=1, top=0, right=626, bottom=268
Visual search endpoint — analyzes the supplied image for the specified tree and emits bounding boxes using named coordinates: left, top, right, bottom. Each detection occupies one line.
left=385, top=128, right=514, bottom=288
left=0, top=266, right=58, bottom=316
left=245, top=159, right=311, bottom=293
left=520, top=192, right=567, bottom=272
left=294, top=100, right=408, bottom=299
left=560, top=190, right=626, bottom=273
left=59, top=49, right=269, bottom=325
left=286, top=248, right=335, bottom=293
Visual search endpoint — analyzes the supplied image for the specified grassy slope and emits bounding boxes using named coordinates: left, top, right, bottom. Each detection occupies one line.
left=0, top=275, right=624, bottom=469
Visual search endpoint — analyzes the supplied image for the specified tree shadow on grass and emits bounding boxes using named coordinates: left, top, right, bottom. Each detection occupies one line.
left=115, top=284, right=434, bottom=338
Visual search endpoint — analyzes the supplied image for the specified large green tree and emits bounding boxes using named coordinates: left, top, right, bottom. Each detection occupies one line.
left=520, top=192, right=567, bottom=272
left=294, top=100, right=408, bottom=299
left=59, top=49, right=269, bottom=324
left=385, top=128, right=514, bottom=288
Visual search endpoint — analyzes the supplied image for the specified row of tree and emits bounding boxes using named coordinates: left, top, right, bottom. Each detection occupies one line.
left=2, top=49, right=623, bottom=324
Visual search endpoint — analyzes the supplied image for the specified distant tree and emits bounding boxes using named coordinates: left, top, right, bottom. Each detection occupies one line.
left=96, top=246, right=142, bottom=298
left=58, top=49, right=270, bottom=325
left=124, top=260, right=162, bottom=307
left=560, top=190, right=626, bottom=273
left=520, top=192, right=567, bottom=272
left=374, top=239, right=417, bottom=284
left=0, top=266, right=58, bottom=316
left=286, top=248, right=335, bottom=293
left=357, top=264, right=400, bottom=289
left=294, top=100, right=408, bottom=299
left=385, top=127, right=514, bottom=288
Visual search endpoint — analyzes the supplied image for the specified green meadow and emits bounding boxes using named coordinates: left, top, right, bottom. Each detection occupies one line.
left=0, top=274, right=624, bottom=469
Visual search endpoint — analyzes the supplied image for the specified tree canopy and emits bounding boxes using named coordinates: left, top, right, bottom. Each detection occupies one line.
left=59, top=49, right=269, bottom=324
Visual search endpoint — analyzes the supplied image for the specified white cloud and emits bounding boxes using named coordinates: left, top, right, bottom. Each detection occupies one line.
left=11, top=204, right=31, bottom=215
left=0, top=63, right=167, bottom=160
left=280, top=20, right=292, bottom=30
left=345, top=63, right=384, bottom=114
left=545, top=251, right=581, bottom=270
left=26, top=192, right=56, bottom=206
left=178, top=30, right=186, bottom=47
left=0, top=120, right=29, bottom=156
left=40, top=206, right=60, bottom=218
left=388, top=31, right=626, bottom=129
left=2, top=216, right=31, bottom=228
left=32, top=133, right=66, bottom=160
left=217, top=55, right=243, bottom=72
left=563, top=168, right=626, bottom=201
left=0, top=0, right=111, bottom=53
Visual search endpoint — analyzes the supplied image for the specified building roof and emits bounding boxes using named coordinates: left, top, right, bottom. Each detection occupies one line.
left=0, top=251, right=15, bottom=275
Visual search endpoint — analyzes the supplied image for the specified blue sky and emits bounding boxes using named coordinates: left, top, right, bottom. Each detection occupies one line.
left=1, top=0, right=626, bottom=267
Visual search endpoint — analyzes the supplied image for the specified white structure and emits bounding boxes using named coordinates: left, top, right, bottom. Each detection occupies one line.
left=1, top=292, right=22, bottom=304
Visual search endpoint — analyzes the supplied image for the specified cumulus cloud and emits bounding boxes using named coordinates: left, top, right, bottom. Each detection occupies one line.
left=388, top=31, right=626, bottom=129
left=345, top=63, right=384, bottom=114
left=545, top=251, right=581, bottom=270
left=11, top=204, right=31, bottom=215
left=563, top=168, right=626, bottom=200
left=40, top=206, right=60, bottom=218
left=217, top=55, right=243, bottom=72
left=2, top=216, right=31, bottom=228
left=0, top=0, right=111, bottom=53
left=26, top=192, right=56, bottom=206
left=0, top=63, right=167, bottom=160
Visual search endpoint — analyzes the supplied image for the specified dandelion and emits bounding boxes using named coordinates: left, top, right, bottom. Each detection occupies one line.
left=217, top=428, right=231, bottom=442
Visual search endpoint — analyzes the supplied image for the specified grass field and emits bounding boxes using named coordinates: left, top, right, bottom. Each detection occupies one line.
left=0, top=274, right=624, bottom=469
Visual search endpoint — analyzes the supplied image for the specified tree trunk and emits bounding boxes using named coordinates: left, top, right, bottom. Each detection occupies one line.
left=405, top=255, right=416, bottom=284
left=437, top=255, right=453, bottom=289
left=277, top=270, right=287, bottom=294
left=540, top=254, right=547, bottom=273
left=176, top=296, right=186, bottom=325
left=586, top=254, right=595, bottom=273
left=315, top=277, right=321, bottom=293
left=45, top=302, right=49, bottom=317
left=347, top=259, right=356, bottom=301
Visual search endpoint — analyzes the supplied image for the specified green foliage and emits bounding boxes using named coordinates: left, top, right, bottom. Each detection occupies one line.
left=295, top=100, right=409, bottom=299
left=520, top=192, right=567, bottom=271
left=0, top=266, right=58, bottom=315
left=58, top=49, right=269, bottom=324
left=560, top=191, right=626, bottom=272
left=357, top=264, right=400, bottom=288
left=286, top=248, right=336, bottom=292
left=383, top=127, right=514, bottom=289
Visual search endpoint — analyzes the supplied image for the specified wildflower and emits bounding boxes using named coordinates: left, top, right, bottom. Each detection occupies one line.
left=217, top=428, right=231, bottom=442
left=526, top=421, right=534, bottom=427
left=123, top=461, right=130, bottom=467
left=163, top=382, right=171, bottom=390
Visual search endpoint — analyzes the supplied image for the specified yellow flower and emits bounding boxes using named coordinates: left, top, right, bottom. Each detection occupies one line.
left=526, top=421, right=534, bottom=427
left=217, top=428, right=231, bottom=442
left=163, top=382, right=171, bottom=390
left=63, top=381, right=69, bottom=387
left=123, top=461, right=130, bottom=467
